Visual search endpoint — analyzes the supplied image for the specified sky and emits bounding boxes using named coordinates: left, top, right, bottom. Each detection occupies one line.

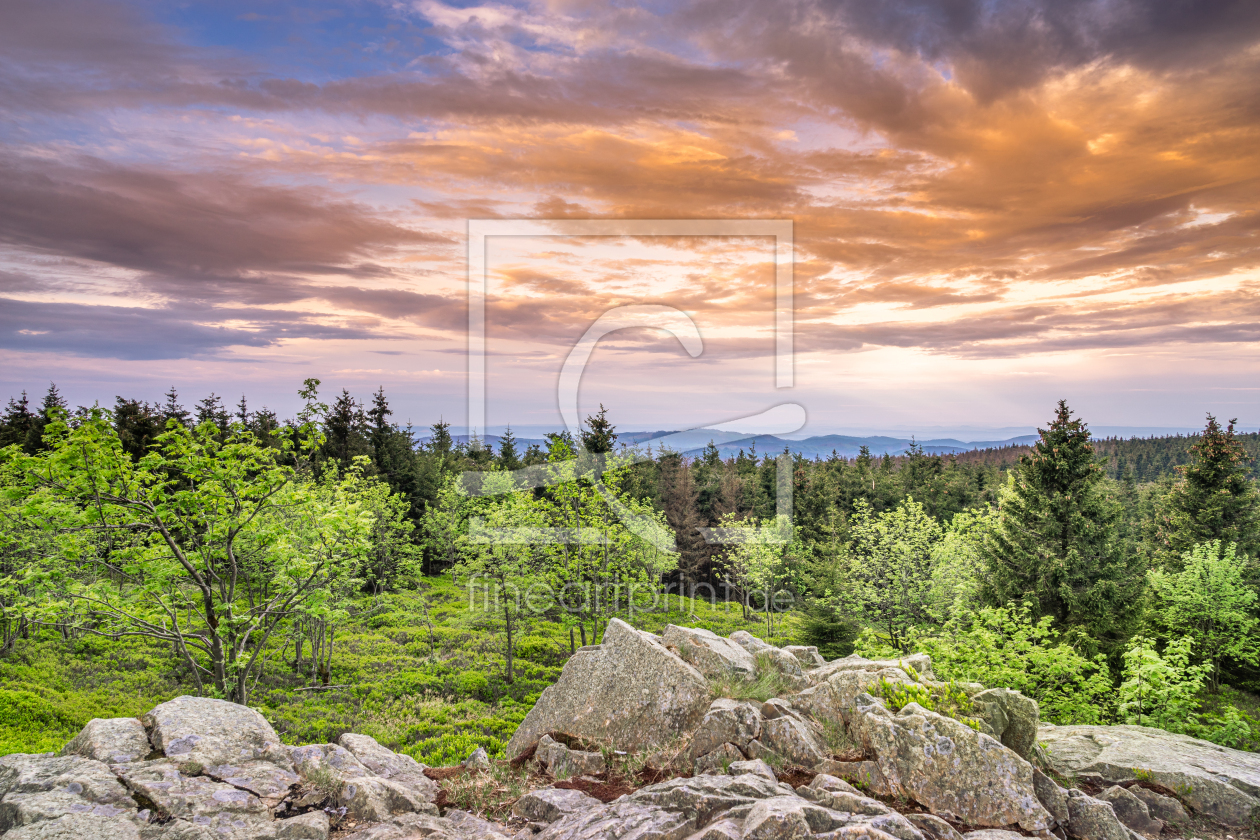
left=2, top=0, right=1260, bottom=439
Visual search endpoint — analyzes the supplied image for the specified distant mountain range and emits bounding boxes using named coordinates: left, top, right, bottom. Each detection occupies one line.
left=447, top=431, right=1040, bottom=459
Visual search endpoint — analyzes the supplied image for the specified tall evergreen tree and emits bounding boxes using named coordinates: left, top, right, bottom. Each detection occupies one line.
left=194, top=393, right=229, bottom=428
left=113, top=397, right=161, bottom=460
left=498, top=426, right=521, bottom=471
left=1153, top=415, right=1259, bottom=563
left=162, top=387, right=190, bottom=428
left=0, top=391, right=33, bottom=450
left=580, top=405, right=617, bottom=454
left=25, top=383, right=68, bottom=453
left=323, top=389, right=369, bottom=466
left=982, top=400, right=1143, bottom=644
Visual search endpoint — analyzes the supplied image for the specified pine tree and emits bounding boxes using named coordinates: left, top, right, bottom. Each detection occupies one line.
left=427, top=420, right=453, bottom=455
left=1154, top=415, right=1259, bottom=563
left=0, top=391, right=33, bottom=450
left=982, top=400, right=1143, bottom=643
left=580, top=404, right=617, bottom=454
left=162, top=387, right=190, bottom=428
left=25, top=383, right=68, bottom=453
left=236, top=395, right=250, bottom=426
left=498, top=426, right=521, bottom=471
left=195, top=393, right=230, bottom=429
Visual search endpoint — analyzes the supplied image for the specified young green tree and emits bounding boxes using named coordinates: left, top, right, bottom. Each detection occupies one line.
left=458, top=472, right=548, bottom=683
left=842, top=497, right=942, bottom=650
left=718, top=513, right=799, bottom=637
left=1118, top=636, right=1210, bottom=730
left=982, top=400, right=1143, bottom=644
left=926, top=507, right=994, bottom=625
left=1147, top=540, right=1259, bottom=690
left=1, top=406, right=369, bottom=704
left=1152, top=416, right=1259, bottom=563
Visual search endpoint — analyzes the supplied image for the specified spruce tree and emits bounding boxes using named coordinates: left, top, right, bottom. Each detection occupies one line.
left=498, top=426, right=521, bottom=471
left=982, top=400, right=1143, bottom=643
left=580, top=404, right=617, bottom=454
left=0, top=391, right=33, bottom=450
left=1154, top=415, right=1259, bottom=563
left=25, top=383, right=68, bottom=453
left=162, top=387, right=190, bottom=428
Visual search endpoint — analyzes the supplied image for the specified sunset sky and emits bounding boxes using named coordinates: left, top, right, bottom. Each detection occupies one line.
left=2, top=0, right=1259, bottom=438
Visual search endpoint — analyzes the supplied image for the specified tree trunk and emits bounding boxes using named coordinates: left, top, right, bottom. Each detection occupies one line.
left=504, top=602, right=514, bottom=684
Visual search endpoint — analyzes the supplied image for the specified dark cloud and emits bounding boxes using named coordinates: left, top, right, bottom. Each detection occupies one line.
left=0, top=297, right=389, bottom=360
left=0, top=156, right=442, bottom=294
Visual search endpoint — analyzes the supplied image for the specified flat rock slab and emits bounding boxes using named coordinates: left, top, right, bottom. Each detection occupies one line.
left=513, top=788, right=603, bottom=823
left=1038, top=723, right=1260, bottom=825
left=143, top=696, right=293, bottom=772
left=113, top=759, right=273, bottom=840
left=338, top=734, right=438, bottom=803
left=506, top=619, right=713, bottom=757
left=663, top=626, right=756, bottom=680
left=533, top=799, right=693, bottom=840
left=1, top=812, right=143, bottom=839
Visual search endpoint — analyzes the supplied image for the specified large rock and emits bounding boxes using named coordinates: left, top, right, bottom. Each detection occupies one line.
left=1031, top=768, right=1068, bottom=826
left=142, top=697, right=292, bottom=772
left=506, top=619, right=713, bottom=757
left=625, top=773, right=789, bottom=824
left=663, top=627, right=756, bottom=680
left=729, top=633, right=804, bottom=684
left=201, top=760, right=299, bottom=808
left=971, top=690, right=1038, bottom=760
left=904, top=814, right=962, bottom=840
left=536, top=736, right=606, bottom=778
left=853, top=699, right=1051, bottom=831
left=1065, top=789, right=1129, bottom=840
left=783, top=647, right=826, bottom=669
left=275, top=810, right=331, bottom=840
left=822, top=668, right=912, bottom=713
left=1129, top=787, right=1189, bottom=826
left=690, top=701, right=763, bottom=760
left=729, top=759, right=776, bottom=781
left=0, top=754, right=140, bottom=834
left=337, top=734, right=438, bottom=803
left=289, top=743, right=436, bottom=823
left=757, top=716, right=825, bottom=767
left=60, top=719, right=152, bottom=766
left=694, top=744, right=745, bottom=776
left=532, top=798, right=692, bottom=840
left=111, top=759, right=273, bottom=840
left=1038, top=722, right=1260, bottom=825
left=1097, top=786, right=1163, bottom=837
left=513, top=789, right=602, bottom=824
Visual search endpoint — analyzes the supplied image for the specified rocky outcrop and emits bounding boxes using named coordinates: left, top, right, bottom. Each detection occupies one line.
left=663, top=627, right=756, bottom=680
left=506, top=619, right=713, bottom=758
left=806, top=654, right=934, bottom=687
left=143, top=696, right=292, bottom=772
left=0, top=695, right=443, bottom=840
left=970, top=690, right=1037, bottom=761
left=1038, top=722, right=1260, bottom=825
left=1096, top=786, right=1163, bottom=837
left=1064, top=789, right=1130, bottom=840
left=850, top=699, right=1051, bottom=831
left=691, top=701, right=763, bottom=760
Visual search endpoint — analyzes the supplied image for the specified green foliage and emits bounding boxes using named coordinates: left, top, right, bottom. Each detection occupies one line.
left=841, top=498, right=942, bottom=650
left=875, top=677, right=982, bottom=730
left=859, top=602, right=1115, bottom=724
left=1119, top=635, right=1210, bottom=731
left=1148, top=541, right=1259, bottom=688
